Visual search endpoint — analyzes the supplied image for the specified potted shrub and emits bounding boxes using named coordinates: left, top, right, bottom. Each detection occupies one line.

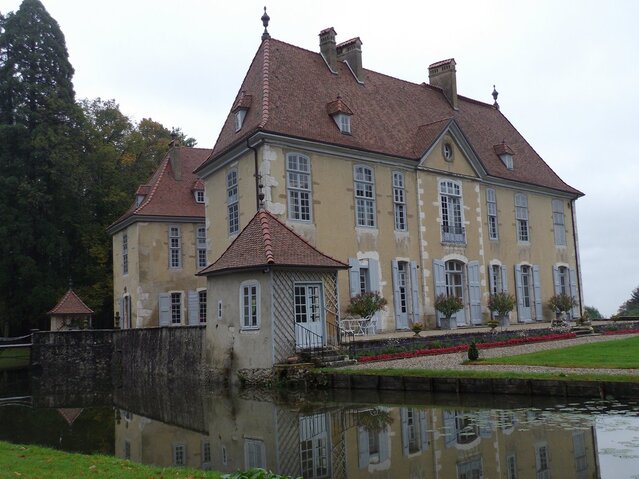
left=434, top=294, right=464, bottom=329
left=487, top=292, right=516, bottom=327
left=346, top=291, right=387, bottom=318
left=548, top=293, right=577, bottom=319
left=411, top=322, right=424, bottom=336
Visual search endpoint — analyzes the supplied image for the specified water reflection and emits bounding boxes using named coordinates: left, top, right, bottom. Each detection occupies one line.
left=113, top=392, right=610, bottom=479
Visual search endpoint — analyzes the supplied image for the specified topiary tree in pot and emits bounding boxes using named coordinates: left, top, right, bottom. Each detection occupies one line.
left=488, top=292, right=516, bottom=327
left=434, top=294, right=464, bottom=329
left=548, top=293, right=577, bottom=328
left=346, top=291, right=387, bottom=318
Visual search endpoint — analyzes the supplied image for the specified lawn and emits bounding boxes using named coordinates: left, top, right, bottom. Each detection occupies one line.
left=0, top=346, right=30, bottom=370
left=483, top=335, right=639, bottom=369
left=0, top=441, right=223, bottom=479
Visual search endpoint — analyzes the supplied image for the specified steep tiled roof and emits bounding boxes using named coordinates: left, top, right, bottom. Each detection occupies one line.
left=108, top=147, right=212, bottom=233
left=204, top=38, right=581, bottom=196
left=199, top=210, right=348, bottom=276
left=48, top=289, right=93, bottom=315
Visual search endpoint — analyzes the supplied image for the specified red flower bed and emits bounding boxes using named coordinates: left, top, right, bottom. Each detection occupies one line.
left=602, top=329, right=639, bottom=336
left=357, top=332, right=577, bottom=363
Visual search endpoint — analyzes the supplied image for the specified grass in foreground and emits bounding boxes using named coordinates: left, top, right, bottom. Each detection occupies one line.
left=323, top=367, right=639, bottom=383
left=0, top=441, right=222, bottom=479
left=483, top=335, right=639, bottom=369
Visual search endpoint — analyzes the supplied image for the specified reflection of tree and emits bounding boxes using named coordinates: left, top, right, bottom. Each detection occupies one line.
left=356, top=408, right=393, bottom=433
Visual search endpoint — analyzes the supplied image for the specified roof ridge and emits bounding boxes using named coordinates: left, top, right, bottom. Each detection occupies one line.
left=258, top=211, right=275, bottom=264
left=259, top=38, right=271, bottom=128
left=135, top=154, right=170, bottom=214
left=457, top=93, right=497, bottom=109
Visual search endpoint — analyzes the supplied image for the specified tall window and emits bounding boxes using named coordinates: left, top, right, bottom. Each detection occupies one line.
left=122, top=233, right=128, bottom=275
left=490, top=264, right=503, bottom=294
left=227, top=170, right=239, bottom=235
left=169, top=225, right=181, bottom=268
left=557, top=266, right=569, bottom=295
left=486, top=188, right=498, bottom=240
left=515, top=193, right=529, bottom=242
left=552, top=199, right=566, bottom=245
left=197, top=225, right=207, bottom=268
left=287, top=153, right=312, bottom=221
left=535, top=444, right=550, bottom=479
left=397, top=262, right=408, bottom=315
left=354, top=165, right=376, bottom=227
left=198, top=290, right=207, bottom=323
left=445, top=261, right=465, bottom=300
left=240, top=281, right=259, bottom=329
left=173, top=443, right=186, bottom=466
left=392, top=171, right=407, bottom=231
left=244, top=439, right=265, bottom=469
left=171, top=292, right=182, bottom=325
left=521, top=265, right=532, bottom=309
left=440, top=180, right=464, bottom=243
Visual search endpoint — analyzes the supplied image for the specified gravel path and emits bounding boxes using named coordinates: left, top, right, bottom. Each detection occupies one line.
left=351, top=333, right=639, bottom=376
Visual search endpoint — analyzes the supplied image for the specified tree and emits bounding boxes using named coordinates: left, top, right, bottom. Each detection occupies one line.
left=0, top=0, right=85, bottom=334
left=618, top=286, right=639, bottom=317
left=584, top=306, right=602, bottom=320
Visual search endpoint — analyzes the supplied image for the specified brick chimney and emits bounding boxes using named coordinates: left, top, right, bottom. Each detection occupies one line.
left=319, top=27, right=338, bottom=73
left=428, top=59, right=458, bottom=110
left=337, top=37, right=363, bottom=83
left=169, top=132, right=181, bottom=181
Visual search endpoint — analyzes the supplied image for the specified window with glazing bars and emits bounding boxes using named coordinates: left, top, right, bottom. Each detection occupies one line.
left=354, top=165, right=376, bottom=227
left=486, top=188, right=498, bottom=240
left=197, top=225, right=207, bottom=267
left=122, top=233, right=128, bottom=274
left=515, top=193, right=529, bottom=242
left=169, top=226, right=181, bottom=268
left=393, top=171, right=406, bottom=231
left=227, top=170, right=239, bottom=235
left=287, top=153, right=312, bottom=221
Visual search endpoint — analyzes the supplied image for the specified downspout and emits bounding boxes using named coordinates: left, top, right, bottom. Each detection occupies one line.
left=247, top=138, right=261, bottom=212
left=571, top=198, right=584, bottom=317
left=415, top=167, right=428, bottom=324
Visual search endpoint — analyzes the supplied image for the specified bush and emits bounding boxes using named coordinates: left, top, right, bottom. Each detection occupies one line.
left=467, top=341, right=479, bottom=361
left=223, top=468, right=300, bottom=479
left=346, top=291, right=387, bottom=318
left=487, top=292, right=516, bottom=316
left=434, top=294, right=464, bottom=319
left=548, top=293, right=577, bottom=313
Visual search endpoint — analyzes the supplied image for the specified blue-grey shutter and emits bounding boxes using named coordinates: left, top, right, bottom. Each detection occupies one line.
left=533, top=265, right=542, bottom=321
left=379, top=428, right=389, bottom=462
left=368, top=259, right=381, bottom=331
left=569, top=268, right=579, bottom=318
left=433, top=260, right=446, bottom=326
left=515, top=265, right=524, bottom=322
left=410, top=261, right=420, bottom=324
left=349, top=257, right=360, bottom=298
left=418, top=411, right=428, bottom=451
left=400, top=408, right=409, bottom=456
left=357, top=427, right=369, bottom=468
left=501, top=266, right=508, bottom=292
left=443, top=411, right=456, bottom=447
left=552, top=265, right=561, bottom=294
left=368, top=259, right=380, bottom=293
left=188, top=290, right=199, bottom=325
left=391, top=260, right=402, bottom=322
left=488, top=266, right=496, bottom=294
left=159, top=293, right=170, bottom=327
left=468, top=261, right=481, bottom=324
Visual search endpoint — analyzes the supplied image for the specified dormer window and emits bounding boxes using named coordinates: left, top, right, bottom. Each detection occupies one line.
left=135, top=194, right=145, bottom=207
left=235, top=110, right=247, bottom=132
left=493, top=141, right=515, bottom=170
left=327, top=96, right=354, bottom=135
left=195, top=190, right=205, bottom=203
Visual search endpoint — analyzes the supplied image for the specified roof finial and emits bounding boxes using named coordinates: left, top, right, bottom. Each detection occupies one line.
left=68, top=277, right=73, bottom=290
left=492, top=85, right=499, bottom=110
left=261, top=6, right=270, bottom=41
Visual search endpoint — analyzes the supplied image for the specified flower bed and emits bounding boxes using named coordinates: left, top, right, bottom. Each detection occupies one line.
left=602, top=329, right=639, bottom=336
left=357, top=332, right=577, bottom=363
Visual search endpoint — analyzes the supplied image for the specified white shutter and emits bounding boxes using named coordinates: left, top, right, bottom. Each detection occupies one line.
left=410, top=261, right=420, bottom=324
left=569, top=268, right=579, bottom=318
left=159, top=293, right=171, bottom=327
left=552, top=265, right=561, bottom=295
left=533, top=265, right=543, bottom=321
left=188, top=290, right=199, bottom=325
left=468, top=261, right=481, bottom=324
left=400, top=408, right=409, bottom=456
left=515, top=265, right=524, bottom=322
left=348, top=257, right=360, bottom=297
left=418, top=411, right=428, bottom=451
left=433, top=260, right=446, bottom=327
left=357, top=427, right=369, bottom=468
left=500, top=266, right=508, bottom=292
left=391, top=260, right=402, bottom=320
left=368, top=259, right=380, bottom=293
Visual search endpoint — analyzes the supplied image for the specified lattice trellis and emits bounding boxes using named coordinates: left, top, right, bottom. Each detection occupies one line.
left=272, top=270, right=340, bottom=363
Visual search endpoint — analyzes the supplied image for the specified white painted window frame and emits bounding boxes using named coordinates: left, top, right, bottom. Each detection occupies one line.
left=122, top=232, right=128, bottom=275
left=196, top=224, right=207, bottom=268
left=168, top=225, right=181, bottom=269
left=439, top=179, right=465, bottom=243
left=286, top=153, right=312, bottom=222
left=552, top=199, right=566, bottom=245
left=392, top=171, right=407, bottom=231
left=170, top=291, right=183, bottom=325
left=240, top=280, right=260, bottom=330
left=227, top=169, right=239, bottom=235
left=515, top=193, right=529, bottom=242
left=486, top=188, right=498, bottom=240
left=354, top=165, right=376, bottom=227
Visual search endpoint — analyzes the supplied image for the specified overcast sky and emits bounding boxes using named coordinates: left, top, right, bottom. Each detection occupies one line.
left=3, top=0, right=638, bottom=316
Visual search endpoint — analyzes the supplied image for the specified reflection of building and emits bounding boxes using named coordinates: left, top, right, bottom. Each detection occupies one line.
left=114, top=394, right=600, bottom=479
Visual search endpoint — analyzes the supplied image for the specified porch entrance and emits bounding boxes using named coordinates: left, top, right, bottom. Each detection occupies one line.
left=294, top=283, right=325, bottom=349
